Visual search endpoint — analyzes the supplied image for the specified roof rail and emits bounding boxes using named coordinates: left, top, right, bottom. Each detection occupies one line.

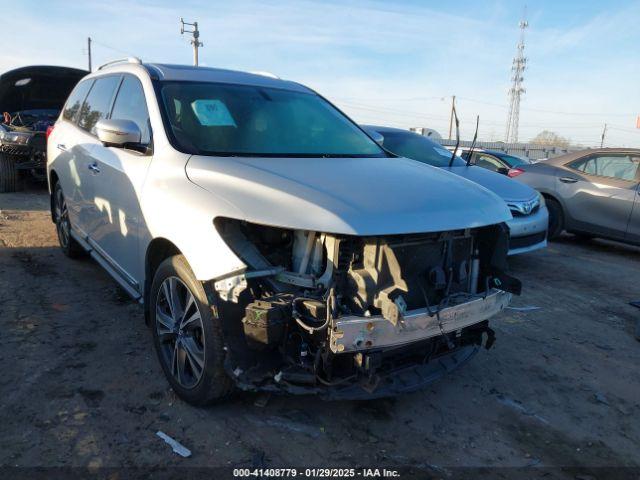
left=98, top=57, right=142, bottom=70
left=249, top=70, right=280, bottom=79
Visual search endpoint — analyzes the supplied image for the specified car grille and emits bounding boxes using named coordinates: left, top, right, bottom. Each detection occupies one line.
left=510, top=231, right=546, bottom=250
left=0, top=144, right=31, bottom=156
left=510, top=204, right=540, bottom=217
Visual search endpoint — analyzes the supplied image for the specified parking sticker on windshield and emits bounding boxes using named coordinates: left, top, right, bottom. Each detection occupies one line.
left=191, top=99, right=236, bottom=127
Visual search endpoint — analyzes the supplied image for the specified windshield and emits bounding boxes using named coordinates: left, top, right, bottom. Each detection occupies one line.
left=378, top=131, right=466, bottom=167
left=159, top=82, right=386, bottom=157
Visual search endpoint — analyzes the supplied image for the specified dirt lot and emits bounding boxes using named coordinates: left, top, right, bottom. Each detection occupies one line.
left=1, top=188, right=639, bottom=477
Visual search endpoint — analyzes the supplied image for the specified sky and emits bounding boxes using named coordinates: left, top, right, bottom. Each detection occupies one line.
left=4, top=0, right=640, bottom=147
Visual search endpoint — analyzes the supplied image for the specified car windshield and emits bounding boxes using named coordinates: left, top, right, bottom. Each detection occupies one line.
left=378, top=131, right=466, bottom=167
left=159, top=82, right=386, bottom=157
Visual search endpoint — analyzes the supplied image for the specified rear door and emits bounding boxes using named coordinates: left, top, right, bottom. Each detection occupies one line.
left=88, top=74, right=153, bottom=286
left=50, top=78, right=94, bottom=232
left=557, top=153, right=639, bottom=239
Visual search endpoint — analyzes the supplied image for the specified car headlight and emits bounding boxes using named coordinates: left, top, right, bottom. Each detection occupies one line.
left=538, top=192, right=546, bottom=207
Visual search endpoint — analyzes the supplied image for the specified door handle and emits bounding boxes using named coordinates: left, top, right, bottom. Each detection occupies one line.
left=57, top=144, right=67, bottom=151
left=88, top=163, right=101, bottom=174
left=559, top=176, right=578, bottom=184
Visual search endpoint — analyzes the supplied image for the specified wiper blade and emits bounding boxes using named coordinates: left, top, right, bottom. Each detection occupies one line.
left=448, top=104, right=460, bottom=168
left=466, top=115, right=479, bottom=167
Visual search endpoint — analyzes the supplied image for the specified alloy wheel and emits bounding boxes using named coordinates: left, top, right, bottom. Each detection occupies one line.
left=54, top=187, right=70, bottom=248
left=155, top=276, right=206, bottom=389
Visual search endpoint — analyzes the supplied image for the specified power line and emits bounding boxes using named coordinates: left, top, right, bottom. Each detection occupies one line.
left=90, top=38, right=135, bottom=57
left=457, top=96, right=636, bottom=117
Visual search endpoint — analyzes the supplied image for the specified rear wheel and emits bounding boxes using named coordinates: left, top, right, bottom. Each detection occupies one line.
left=0, top=153, right=17, bottom=193
left=53, top=182, right=85, bottom=258
left=150, top=255, right=233, bottom=406
left=545, top=198, right=564, bottom=240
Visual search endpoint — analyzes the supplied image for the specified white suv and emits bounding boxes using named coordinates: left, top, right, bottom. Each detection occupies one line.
left=48, top=58, right=518, bottom=405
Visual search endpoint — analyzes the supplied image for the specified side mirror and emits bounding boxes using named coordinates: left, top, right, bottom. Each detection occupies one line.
left=95, top=119, right=141, bottom=147
left=369, top=131, right=384, bottom=145
left=496, top=167, right=509, bottom=175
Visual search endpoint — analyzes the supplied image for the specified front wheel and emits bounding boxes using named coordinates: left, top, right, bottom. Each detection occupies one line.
left=545, top=198, right=564, bottom=240
left=150, top=255, right=233, bottom=406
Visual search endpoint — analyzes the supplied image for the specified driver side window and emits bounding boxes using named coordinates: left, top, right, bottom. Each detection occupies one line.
left=110, top=76, right=151, bottom=146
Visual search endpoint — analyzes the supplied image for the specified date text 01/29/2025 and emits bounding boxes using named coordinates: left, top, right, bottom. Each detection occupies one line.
left=233, top=468, right=401, bottom=478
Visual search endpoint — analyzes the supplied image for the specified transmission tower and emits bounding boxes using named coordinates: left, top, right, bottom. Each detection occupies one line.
left=505, top=12, right=528, bottom=143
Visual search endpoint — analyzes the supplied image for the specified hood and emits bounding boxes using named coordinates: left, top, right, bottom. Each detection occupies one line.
left=186, top=155, right=512, bottom=236
left=0, top=66, right=88, bottom=113
left=445, top=165, right=538, bottom=203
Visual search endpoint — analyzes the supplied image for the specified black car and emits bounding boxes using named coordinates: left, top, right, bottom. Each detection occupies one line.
left=0, top=65, right=87, bottom=192
left=459, top=148, right=531, bottom=175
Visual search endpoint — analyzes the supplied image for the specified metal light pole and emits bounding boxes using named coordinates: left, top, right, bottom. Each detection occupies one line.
left=180, top=18, right=203, bottom=66
left=87, top=37, right=92, bottom=71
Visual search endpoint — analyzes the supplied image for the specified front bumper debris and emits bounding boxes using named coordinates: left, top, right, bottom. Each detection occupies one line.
left=330, top=289, right=511, bottom=353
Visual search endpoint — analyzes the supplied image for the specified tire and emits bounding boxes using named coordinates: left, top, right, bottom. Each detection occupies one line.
left=150, top=255, right=233, bottom=406
left=53, top=182, right=85, bottom=258
left=545, top=198, right=564, bottom=240
left=0, top=153, right=17, bottom=193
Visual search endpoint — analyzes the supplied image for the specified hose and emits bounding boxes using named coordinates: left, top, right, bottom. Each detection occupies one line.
left=293, top=287, right=335, bottom=334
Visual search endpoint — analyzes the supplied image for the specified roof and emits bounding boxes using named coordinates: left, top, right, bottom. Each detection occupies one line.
left=95, top=61, right=312, bottom=93
left=545, top=147, right=640, bottom=166
left=362, top=125, right=413, bottom=135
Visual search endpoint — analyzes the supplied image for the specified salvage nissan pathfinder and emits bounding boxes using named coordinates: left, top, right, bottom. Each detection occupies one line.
left=47, top=58, right=520, bottom=405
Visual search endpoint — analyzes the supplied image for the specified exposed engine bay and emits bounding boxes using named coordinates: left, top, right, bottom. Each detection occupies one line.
left=0, top=66, right=87, bottom=185
left=210, top=218, right=520, bottom=399
left=0, top=110, right=56, bottom=179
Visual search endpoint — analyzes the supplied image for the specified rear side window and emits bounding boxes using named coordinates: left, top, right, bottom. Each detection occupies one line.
left=62, top=80, right=93, bottom=122
left=110, top=76, right=151, bottom=145
left=474, top=153, right=505, bottom=172
left=78, top=76, right=121, bottom=134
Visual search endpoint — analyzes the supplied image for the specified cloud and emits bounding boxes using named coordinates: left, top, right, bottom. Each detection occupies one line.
left=3, top=0, right=639, bottom=146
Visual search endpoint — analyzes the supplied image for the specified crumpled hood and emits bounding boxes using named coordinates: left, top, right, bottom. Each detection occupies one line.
left=186, top=155, right=512, bottom=235
left=445, top=165, right=539, bottom=202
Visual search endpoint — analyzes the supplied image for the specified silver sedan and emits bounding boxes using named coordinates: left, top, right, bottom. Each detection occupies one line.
left=363, top=126, right=549, bottom=255
left=511, top=148, right=640, bottom=244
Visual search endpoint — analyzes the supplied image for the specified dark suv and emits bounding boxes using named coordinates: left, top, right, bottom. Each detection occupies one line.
left=0, top=66, right=87, bottom=192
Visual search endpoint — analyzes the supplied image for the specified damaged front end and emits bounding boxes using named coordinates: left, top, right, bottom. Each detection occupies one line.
left=209, top=218, right=520, bottom=400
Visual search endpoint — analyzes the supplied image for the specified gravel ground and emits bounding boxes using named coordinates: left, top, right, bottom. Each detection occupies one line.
left=1, top=188, right=639, bottom=478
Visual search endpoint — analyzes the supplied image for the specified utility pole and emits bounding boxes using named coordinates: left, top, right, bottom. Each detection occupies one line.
left=448, top=95, right=456, bottom=139
left=180, top=18, right=203, bottom=66
left=600, top=123, right=607, bottom=148
left=87, top=37, right=92, bottom=72
left=505, top=9, right=528, bottom=143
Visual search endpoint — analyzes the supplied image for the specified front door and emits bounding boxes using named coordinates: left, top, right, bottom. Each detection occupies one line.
left=558, top=153, right=640, bottom=239
left=88, top=75, right=153, bottom=288
left=73, top=74, right=123, bottom=236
